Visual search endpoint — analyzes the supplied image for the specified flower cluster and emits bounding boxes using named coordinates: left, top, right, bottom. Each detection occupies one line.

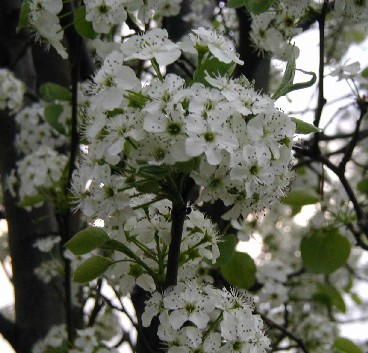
left=84, top=0, right=184, bottom=31
left=103, top=200, right=220, bottom=294
left=143, top=282, right=270, bottom=353
left=28, top=0, right=67, bottom=59
left=32, top=324, right=119, bottom=353
left=249, top=2, right=308, bottom=59
left=249, top=0, right=368, bottom=59
left=14, top=102, right=68, bottom=154
left=11, top=146, right=68, bottom=204
left=73, top=27, right=295, bottom=223
left=334, top=0, right=368, bottom=26
left=0, top=68, right=25, bottom=114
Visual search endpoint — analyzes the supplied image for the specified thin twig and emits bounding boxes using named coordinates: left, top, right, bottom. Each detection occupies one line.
left=260, top=313, right=311, bottom=353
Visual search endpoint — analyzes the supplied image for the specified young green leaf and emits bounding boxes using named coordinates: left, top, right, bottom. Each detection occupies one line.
left=64, top=227, right=110, bottom=255
left=350, top=292, right=363, bottom=306
left=361, top=66, right=368, bottom=78
left=17, top=194, right=45, bottom=208
left=282, top=190, right=319, bottom=206
left=17, top=0, right=31, bottom=33
left=357, top=179, right=368, bottom=194
left=333, top=337, right=363, bottom=353
left=193, top=53, right=235, bottom=86
left=137, top=164, right=171, bottom=180
left=272, top=48, right=316, bottom=100
left=272, top=48, right=296, bottom=100
left=301, top=227, right=351, bottom=274
left=73, top=6, right=98, bottom=40
left=44, top=103, right=66, bottom=135
left=292, top=117, right=320, bottom=134
left=313, top=283, right=346, bottom=313
left=174, top=157, right=201, bottom=173
left=227, top=0, right=246, bottom=8
left=40, top=83, right=72, bottom=101
left=221, top=251, right=256, bottom=289
left=244, top=0, right=276, bottom=14
left=73, top=256, right=113, bottom=283
left=215, top=235, right=238, bottom=266
left=135, top=180, right=161, bottom=194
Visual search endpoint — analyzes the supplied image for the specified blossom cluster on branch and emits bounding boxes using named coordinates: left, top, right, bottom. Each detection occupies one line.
left=1, top=1, right=368, bottom=353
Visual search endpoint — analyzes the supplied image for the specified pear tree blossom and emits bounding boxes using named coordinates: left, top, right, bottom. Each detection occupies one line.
left=0, top=68, right=25, bottom=114
left=2, top=2, right=368, bottom=353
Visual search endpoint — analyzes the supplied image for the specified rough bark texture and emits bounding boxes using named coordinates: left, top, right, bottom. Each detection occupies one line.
left=0, top=1, right=69, bottom=352
left=235, top=8, right=271, bottom=92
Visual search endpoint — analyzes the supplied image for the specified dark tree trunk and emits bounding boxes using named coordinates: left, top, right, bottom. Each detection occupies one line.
left=0, top=1, right=76, bottom=352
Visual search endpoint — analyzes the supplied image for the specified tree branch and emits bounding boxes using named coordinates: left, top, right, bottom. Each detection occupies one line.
left=339, top=100, right=368, bottom=172
left=293, top=146, right=368, bottom=249
left=0, top=312, right=17, bottom=350
left=260, top=313, right=311, bottom=353
left=312, top=0, right=329, bottom=152
left=165, top=201, right=187, bottom=288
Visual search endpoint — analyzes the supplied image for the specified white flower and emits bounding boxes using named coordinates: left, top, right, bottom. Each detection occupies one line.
left=230, top=145, right=274, bottom=197
left=85, top=0, right=127, bottom=34
left=33, top=236, right=61, bottom=252
left=105, top=108, right=145, bottom=160
left=122, top=28, right=181, bottom=66
left=32, top=325, right=67, bottom=353
left=154, top=0, right=182, bottom=18
left=15, top=102, right=67, bottom=154
left=144, top=74, right=186, bottom=113
left=34, top=259, right=62, bottom=283
left=329, top=61, right=361, bottom=80
left=246, top=109, right=295, bottom=159
left=189, top=27, right=243, bottom=65
left=16, top=146, right=68, bottom=204
left=28, top=0, right=67, bottom=59
left=0, top=69, right=25, bottom=114
left=185, top=112, right=238, bottom=165
left=142, top=291, right=165, bottom=327
left=163, top=282, right=215, bottom=329
left=92, top=51, right=140, bottom=111
left=184, top=327, right=222, bottom=353
left=231, top=218, right=251, bottom=242
left=191, top=157, right=233, bottom=205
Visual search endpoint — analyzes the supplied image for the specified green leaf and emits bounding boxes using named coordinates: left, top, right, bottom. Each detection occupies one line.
left=193, top=52, right=235, bottom=86
left=137, top=164, right=171, bottom=180
left=64, top=227, right=110, bottom=255
left=301, top=227, right=351, bottom=274
left=334, top=337, right=363, bottom=353
left=40, top=83, right=72, bottom=101
left=244, top=0, right=276, bottom=14
left=221, top=251, right=256, bottom=289
left=44, top=103, right=66, bottom=135
left=361, top=66, right=368, bottom=79
left=135, top=180, right=161, bottom=194
left=125, top=90, right=150, bottom=109
left=282, top=190, right=319, bottom=206
left=313, top=283, right=346, bottom=313
left=292, top=117, right=320, bottom=134
left=17, top=194, right=45, bottom=207
left=73, top=6, right=97, bottom=39
left=227, top=0, right=246, bottom=8
left=73, top=256, right=113, bottom=283
left=17, top=0, right=31, bottom=33
left=272, top=48, right=296, bottom=100
left=350, top=292, right=363, bottom=305
left=174, top=157, right=201, bottom=173
left=357, top=179, right=368, bottom=194
left=272, top=48, right=316, bottom=100
left=215, top=235, right=238, bottom=266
